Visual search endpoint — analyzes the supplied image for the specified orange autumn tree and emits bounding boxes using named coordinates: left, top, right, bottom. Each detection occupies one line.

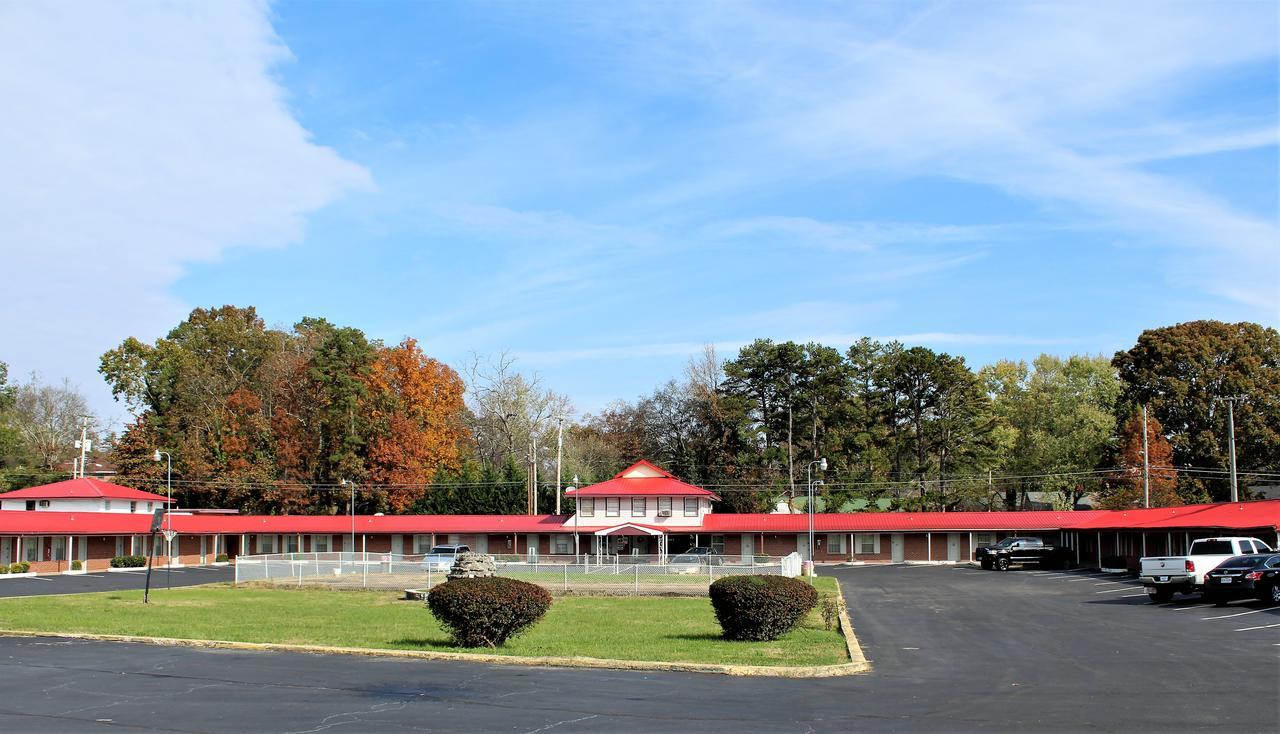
left=1101, top=409, right=1181, bottom=509
left=364, top=338, right=467, bottom=511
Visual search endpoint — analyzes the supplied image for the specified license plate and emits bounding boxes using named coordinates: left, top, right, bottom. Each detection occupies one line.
left=1220, top=578, right=1232, bottom=584
left=1157, top=576, right=1168, bottom=582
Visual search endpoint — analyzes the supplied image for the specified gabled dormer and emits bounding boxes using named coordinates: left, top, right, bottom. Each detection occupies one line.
left=564, top=460, right=720, bottom=528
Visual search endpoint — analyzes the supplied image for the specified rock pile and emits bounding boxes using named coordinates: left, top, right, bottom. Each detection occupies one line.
left=448, top=552, right=497, bottom=580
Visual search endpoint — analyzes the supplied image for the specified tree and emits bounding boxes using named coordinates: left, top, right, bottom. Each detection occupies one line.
left=364, top=338, right=467, bottom=512
left=1099, top=410, right=1180, bottom=509
left=983, top=354, right=1120, bottom=509
left=0, top=361, right=24, bottom=468
left=11, top=375, right=97, bottom=469
left=1113, top=321, right=1280, bottom=501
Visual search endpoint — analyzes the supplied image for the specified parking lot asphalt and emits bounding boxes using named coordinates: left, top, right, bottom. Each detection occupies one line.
left=0, top=565, right=235, bottom=597
left=0, top=564, right=1274, bottom=733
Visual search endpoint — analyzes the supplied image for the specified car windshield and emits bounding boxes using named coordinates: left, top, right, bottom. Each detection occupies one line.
left=427, top=546, right=456, bottom=555
left=994, top=539, right=1018, bottom=548
left=1217, top=555, right=1266, bottom=569
left=1190, top=541, right=1234, bottom=555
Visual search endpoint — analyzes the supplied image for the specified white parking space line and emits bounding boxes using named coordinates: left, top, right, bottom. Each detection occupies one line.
left=1096, top=587, right=1141, bottom=594
left=1202, top=608, right=1279, bottom=620
left=77, top=574, right=105, bottom=578
left=1120, top=593, right=1149, bottom=598
left=1235, top=622, right=1280, bottom=632
left=1094, top=580, right=1131, bottom=586
left=1172, top=604, right=1214, bottom=611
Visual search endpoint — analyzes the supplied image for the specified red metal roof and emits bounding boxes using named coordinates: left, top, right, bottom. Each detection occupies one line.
left=2, top=500, right=1275, bottom=537
left=0, top=511, right=571, bottom=536
left=1061, top=499, right=1280, bottom=532
left=0, top=478, right=172, bottom=503
left=565, top=461, right=721, bottom=500
left=702, top=510, right=1110, bottom=533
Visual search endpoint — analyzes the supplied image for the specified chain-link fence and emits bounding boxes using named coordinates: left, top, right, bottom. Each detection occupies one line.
left=234, top=551, right=801, bottom=594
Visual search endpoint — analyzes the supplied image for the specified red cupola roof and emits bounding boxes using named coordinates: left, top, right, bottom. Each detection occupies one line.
left=564, top=460, right=721, bottom=500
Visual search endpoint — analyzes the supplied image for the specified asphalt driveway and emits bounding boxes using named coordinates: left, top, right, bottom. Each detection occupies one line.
left=0, top=563, right=1274, bottom=732
left=0, top=565, right=234, bottom=597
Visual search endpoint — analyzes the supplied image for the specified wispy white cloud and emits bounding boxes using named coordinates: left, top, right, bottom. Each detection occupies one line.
left=536, top=1, right=1279, bottom=313
left=0, top=1, right=371, bottom=419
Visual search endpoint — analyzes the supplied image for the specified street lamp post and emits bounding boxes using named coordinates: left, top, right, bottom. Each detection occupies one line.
left=806, top=458, right=827, bottom=564
left=152, top=450, right=172, bottom=587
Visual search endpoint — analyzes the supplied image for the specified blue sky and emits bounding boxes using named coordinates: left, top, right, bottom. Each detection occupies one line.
left=2, top=1, right=1277, bottom=425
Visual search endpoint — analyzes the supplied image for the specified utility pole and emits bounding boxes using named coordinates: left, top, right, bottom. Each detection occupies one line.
left=1141, top=405, right=1150, bottom=509
left=555, top=416, right=564, bottom=515
left=527, top=438, right=538, bottom=515
left=74, top=417, right=90, bottom=478
left=1215, top=396, right=1245, bottom=502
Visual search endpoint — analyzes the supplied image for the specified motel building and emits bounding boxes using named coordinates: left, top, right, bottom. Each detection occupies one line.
left=1, top=461, right=1278, bottom=575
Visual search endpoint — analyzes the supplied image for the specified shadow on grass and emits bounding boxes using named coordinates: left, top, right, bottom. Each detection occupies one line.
left=387, top=637, right=458, bottom=650
left=661, top=632, right=726, bottom=642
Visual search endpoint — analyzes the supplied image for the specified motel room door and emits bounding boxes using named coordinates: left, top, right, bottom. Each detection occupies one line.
left=740, top=534, right=753, bottom=563
left=890, top=534, right=905, bottom=563
left=947, top=533, right=962, bottom=562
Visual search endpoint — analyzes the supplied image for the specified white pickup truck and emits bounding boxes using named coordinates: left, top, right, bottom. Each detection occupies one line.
left=1140, top=537, right=1273, bottom=603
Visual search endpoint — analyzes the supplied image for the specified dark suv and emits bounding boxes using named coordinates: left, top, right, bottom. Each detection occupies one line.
left=1203, top=553, right=1280, bottom=606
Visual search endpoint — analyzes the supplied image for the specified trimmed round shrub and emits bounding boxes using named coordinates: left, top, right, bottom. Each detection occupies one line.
left=71, top=560, right=82, bottom=570
left=709, top=575, right=819, bottom=641
left=427, top=577, right=552, bottom=648
left=215, top=554, right=229, bottom=563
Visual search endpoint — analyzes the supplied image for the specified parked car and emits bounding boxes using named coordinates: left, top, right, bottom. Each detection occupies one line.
left=1203, top=553, right=1280, bottom=606
left=422, top=544, right=470, bottom=571
left=669, top=547, right=723, bottom=567
left=974, top=537, right=1071, bottom=571
left=1139, top=537, right=1273, bottom=603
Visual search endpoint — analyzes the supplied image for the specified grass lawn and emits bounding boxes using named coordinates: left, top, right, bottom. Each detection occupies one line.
left=0, top=577, right=847, bottom=667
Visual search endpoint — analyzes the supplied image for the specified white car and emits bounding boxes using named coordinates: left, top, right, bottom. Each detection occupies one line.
left=422, top=544, right=470, bottom=571
left=1140, top=537, right=1273, bottom=602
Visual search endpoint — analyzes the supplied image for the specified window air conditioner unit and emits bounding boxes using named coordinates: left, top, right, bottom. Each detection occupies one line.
left=38, top=500, right=50, bottom=508
left=657, top=509, right=671, bottom=517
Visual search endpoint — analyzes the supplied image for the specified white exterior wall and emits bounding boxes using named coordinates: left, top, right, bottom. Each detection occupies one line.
left=0, top=498, right=160, bottom=513
left=569, top=496, right=711, bottom=528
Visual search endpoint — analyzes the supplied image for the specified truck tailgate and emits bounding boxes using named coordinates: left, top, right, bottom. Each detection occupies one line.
left=1141, top=557, right=1186, bottom=575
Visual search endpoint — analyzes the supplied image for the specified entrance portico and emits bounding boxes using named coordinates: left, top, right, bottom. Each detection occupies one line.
left=591, top=523, right=667, bottom=561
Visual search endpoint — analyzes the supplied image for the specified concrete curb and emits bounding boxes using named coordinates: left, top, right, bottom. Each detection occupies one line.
left=832, top=577, right=872, bottom=672
left=0, top=595, right=873, bottom=679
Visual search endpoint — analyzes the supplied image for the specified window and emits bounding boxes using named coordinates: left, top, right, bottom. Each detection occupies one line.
left=25, top=501, right=35, bottom=511
left=631, top=498, right=646, bottom=517
left=285, top=536, right=300, bottom=553
left=974, top=533, right=996, bottom=548
left=313, top=535, right=330, bottom=553
left=104, top=500, right=112, bottom=511
left=553, top=535, right=571, bottom=554
left=258, top=534, right=276, bottom=554
left=115, top=537, right=125, bottom=556
left=24, top=539, right=40, bottom=562
left=658, top=497, right=672, bottom=515
left=855, top=534, right=880, bottom=555
left=606, top=498, right=620, bottom=517
left=579, top=499, right=594, bottom=518
left=414, top=535, right=433, bottom=554
left=827, top=534, right=846, bottom=554
left=683, top=498, right=698, bottom=517
left=129, top=501, right=137, bottom=513
left=710, top=535, right=725, bottom=553
left=146, top=502, right=154, bottom=512
left=1240, top=541, right=1255, bottom=554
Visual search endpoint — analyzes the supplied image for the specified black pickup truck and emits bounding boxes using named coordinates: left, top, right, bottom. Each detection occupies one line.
left=975, top=537, right=1072, bottom=571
